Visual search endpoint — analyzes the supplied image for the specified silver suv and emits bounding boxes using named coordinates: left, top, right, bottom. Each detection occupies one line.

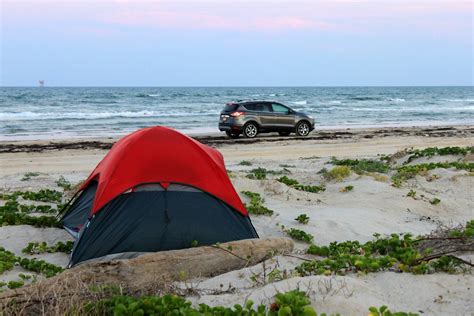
left=218, top=100, right=315, bottom=138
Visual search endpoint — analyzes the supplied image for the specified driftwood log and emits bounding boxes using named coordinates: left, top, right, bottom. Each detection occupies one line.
left=0, top=238, right=293, bottom=314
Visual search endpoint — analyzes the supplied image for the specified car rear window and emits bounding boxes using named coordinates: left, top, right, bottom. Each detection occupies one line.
left=223, top=103, right=239, bottom=112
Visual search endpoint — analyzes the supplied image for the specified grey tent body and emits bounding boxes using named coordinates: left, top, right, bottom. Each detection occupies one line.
left=61, top=183, right=258, bottom=266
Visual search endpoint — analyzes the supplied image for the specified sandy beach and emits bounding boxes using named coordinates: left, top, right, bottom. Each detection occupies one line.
left=1, top=125, right=473, bottom=314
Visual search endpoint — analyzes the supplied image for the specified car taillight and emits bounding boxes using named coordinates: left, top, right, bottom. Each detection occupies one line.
left=230, top=111, right=244, bottom=117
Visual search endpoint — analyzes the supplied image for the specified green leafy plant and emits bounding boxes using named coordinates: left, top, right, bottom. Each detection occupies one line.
left=7, top=280, right=24, bottom=289
left=0, top=196, right=61, bottom=227
left=18, top=257, right=64, bottom=278
left=278, top=176, right=299, bottom=186
left=269, top=290, right=316, bottom=316
left=392, top=162, right=474, bottom=184
left=0, top=247, right=63, bottom=278
left=246, top=168, right=289, bottom=180
left=449, top=220, right=474, bottom=238
left=0, top=206, right=60, bottom=228
left=21, top=172, right=40, bottom=181
left=56, top=176, right=72, bottom=190
left=239, top=160, right=253, bottom=166
left=22, top=241, right=74, bottom=255
left=300, top=222, right=473, bottom=276
left=391, top=178, right=403, bottom=188
left=241, top=191, right=274, bottom=216
left=405, top=146, right=473, bottom=163
left=330, top=158, right=390, bottom=174
left=18, top=273, right=33, bottom=281
left=0, top=247, right=17, bottom=274
left=286, top=228, right=314, bottom=243
left=294, top=184, right=326, bottom=193
left=277, top=176, right=326, bottom=193
left=267, top=268, right=286, bottom=283
left=0, top=194, right=61, bottom=214
left=246, top=167, right=268, bottom=180
left=340, top=185, right=354, bottom=193
left=1, top=189, right=63, bottom=203
left=323, top=166, right=351, bottom=182
left=17, top=203, right=57, bottom=214
left=369, top=305, right=419, bottom=316
left=295, top=214, right=310, bottom=224
left=83, top=290, right=322, bottom=316
left=407, top=190, right=416, bottom=199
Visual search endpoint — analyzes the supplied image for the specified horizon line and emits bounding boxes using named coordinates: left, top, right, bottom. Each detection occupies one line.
left=1, top=85, right=473, bottom=88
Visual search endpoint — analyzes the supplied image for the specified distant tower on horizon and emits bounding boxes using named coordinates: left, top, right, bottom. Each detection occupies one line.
left=38, top=80, right=45, bottom=87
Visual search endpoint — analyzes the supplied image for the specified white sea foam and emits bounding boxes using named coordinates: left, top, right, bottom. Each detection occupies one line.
left=292, top=100, right=307, bottom=105
left=445, top=99, right=474, bottom=102
left=0, top=110, right=218, bottom=121
left=351, top=106, right=474, bottom=112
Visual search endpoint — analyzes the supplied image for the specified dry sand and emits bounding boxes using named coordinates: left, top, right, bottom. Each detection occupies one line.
left=0, top=127, right=473, bottom=314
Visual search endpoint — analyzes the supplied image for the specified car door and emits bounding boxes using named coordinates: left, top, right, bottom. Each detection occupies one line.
left=271, top=103, right=295, bottom=128
left=255, top=102, right=275, bottom=127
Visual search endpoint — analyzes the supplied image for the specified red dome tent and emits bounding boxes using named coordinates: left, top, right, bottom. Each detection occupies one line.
left=60, top=126, right=258, bottom=266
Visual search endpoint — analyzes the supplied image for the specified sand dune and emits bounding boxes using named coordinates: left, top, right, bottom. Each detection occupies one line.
left=0, top=127, right=472, bottom=314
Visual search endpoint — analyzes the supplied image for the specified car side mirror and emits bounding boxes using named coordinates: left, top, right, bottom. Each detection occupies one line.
left=288, top=109, right=293, bottom=114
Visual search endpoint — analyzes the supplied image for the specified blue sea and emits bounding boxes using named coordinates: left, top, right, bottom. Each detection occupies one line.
left=1, top=87, right=473, bottom=140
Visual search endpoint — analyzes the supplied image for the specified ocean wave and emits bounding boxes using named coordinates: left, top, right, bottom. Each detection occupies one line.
left=388, top=98, right=405, bottom=102
left=351, top=106, right=474, bottom=112
left=292, top=100, right=307, bottom=105
left=445, top=99, right=474, bottom=102
left=349, top=97, right=383, bottom=101
left=135, top=93, right=161, bottom=98
left=0, top=110, right=219, bottom=121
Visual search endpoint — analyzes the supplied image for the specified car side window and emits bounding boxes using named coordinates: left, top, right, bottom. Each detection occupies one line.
left=253, top=103, right=264, bottom=111
left=272, top=103, right=289, bottom=114
left=260, top=103, right=273, bottom=112
left=243, top=103, right=256, bottom=111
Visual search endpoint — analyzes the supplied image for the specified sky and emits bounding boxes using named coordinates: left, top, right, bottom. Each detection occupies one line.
left=0, top=0, right=472, bottom=86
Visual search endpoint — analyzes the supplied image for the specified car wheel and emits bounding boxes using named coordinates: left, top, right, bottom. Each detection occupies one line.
left=243, top=122, right=258, bottom=138
left=296, top=121, right=310, bottom=136
left=278, top=131, right=291, bottom=136
left=225, top=131, right=240, bottom=139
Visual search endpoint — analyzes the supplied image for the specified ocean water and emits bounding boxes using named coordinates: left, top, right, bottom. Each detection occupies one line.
left=0, top=86, right=473, bottom=140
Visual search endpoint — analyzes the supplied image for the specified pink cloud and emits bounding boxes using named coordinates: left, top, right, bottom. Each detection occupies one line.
left=2, top=1, right=470, bottom=37
left=102, top=9, right=331, bottom=32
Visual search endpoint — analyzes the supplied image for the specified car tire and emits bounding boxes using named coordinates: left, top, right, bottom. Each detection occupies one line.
left=295, top=121, right=310, bottom=137
left=225, top=131, right=240, bottom=139
left=278, top=131, right=291, bottom=136
left=243, top=122, right=258, bottom=138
